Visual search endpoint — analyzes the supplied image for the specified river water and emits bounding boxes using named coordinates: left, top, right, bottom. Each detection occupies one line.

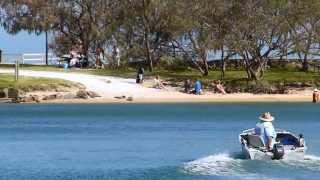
left=0, top=103, right=319, bottom=180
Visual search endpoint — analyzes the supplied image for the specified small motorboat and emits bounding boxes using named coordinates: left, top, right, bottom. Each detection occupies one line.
left=239, top=128, right=306, bottom=160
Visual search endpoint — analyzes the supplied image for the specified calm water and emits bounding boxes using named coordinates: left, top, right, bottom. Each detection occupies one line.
left=0, top=103, right=319, bottom=180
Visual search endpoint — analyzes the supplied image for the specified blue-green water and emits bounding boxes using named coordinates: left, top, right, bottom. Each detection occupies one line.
left=0, top=103, right=319, bottom=180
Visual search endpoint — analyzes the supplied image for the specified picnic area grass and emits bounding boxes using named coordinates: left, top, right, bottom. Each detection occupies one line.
left=1, top=64, right=320, bottom=88
left=86, top=68, right=320, bottom=86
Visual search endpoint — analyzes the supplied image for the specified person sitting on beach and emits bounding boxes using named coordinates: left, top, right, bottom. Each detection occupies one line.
left=255, top=112, right=276, bottom=151
left=193, top=79, right=202, bottom=95
left=154, top=75, right=165, bottom=89
left=184, top=79, right=192, bottom=94
left=213, top=80, right=227, bottom=95
left=313, top=89, right=319, bottom=103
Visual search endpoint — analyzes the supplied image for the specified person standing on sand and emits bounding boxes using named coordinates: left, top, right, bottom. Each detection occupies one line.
left=313, top=89, right=319, bottom=103
left=255, top=112, right=276, bottom=151
left=95, top=47, right=103, bottom=68
left=136, top=66, right=144, bottom=83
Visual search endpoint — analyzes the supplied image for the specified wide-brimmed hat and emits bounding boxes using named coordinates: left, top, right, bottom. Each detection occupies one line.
left=314, top=88, right=318, bottom=92
left=259, top=112, right=274, bottom=122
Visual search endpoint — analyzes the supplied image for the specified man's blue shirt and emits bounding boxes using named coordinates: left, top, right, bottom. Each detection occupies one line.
left=195, top=81, right=202, bottom=94
left=255, top=122, right=276, bottom=147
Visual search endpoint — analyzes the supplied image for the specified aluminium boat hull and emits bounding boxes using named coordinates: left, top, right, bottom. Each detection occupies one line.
left=239, top=128, right=306, bottom=160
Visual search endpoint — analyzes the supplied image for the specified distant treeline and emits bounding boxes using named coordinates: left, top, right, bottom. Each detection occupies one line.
left=1, top=0, right=320, bottom=80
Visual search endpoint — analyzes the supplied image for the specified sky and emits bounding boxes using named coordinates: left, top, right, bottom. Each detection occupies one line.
left=0, top=28, right=45, bottom=54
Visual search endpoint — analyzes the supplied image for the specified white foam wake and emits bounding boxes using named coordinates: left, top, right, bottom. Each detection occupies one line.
left=182, top=153, right=261, bottom=179
left=182, top=153, right=320, bottom=179
left=278, top=154, right=320, bottom=172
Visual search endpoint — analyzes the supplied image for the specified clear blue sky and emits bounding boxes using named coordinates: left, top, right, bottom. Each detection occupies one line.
left=0, top=27, right=45, bottom=54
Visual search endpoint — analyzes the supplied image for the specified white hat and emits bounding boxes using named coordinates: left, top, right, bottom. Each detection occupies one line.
left=259, top=112, right=274, bottom=122
left=314, top=89, right=318, bottom=92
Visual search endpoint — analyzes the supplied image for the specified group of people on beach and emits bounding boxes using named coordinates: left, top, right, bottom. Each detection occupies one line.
left=184, top=79, right=226, bottom=95
left=135, top=67, right=227, bottom=95
left=95, top=46, right=120, bottom=69
left=135, top=67, right=165, bottom=89
left=67, top=40, right=88, bottom=68
left=183, top=79, right=202, bottom=95
left=64, top=40, right=121, bottom=69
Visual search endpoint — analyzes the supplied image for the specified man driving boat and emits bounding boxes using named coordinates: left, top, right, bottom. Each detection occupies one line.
left=255, top=112, right=277, bottom=151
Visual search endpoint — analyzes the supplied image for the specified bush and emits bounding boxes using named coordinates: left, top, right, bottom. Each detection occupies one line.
left=158, top=56, right=189, bottom=70
left=283, top=62, right=302, bottom=71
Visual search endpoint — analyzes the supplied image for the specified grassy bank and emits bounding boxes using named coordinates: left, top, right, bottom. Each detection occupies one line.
left=86, top=68, right=320, bottom=85
left=1, top=64, right=319, bottom=90
left=0, top=74, right=77, bottom=92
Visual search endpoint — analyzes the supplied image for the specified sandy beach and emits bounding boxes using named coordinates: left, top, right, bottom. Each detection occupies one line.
left=0, top=69, right=313, bottom=103
left=43, top=93, right=312, bottom=103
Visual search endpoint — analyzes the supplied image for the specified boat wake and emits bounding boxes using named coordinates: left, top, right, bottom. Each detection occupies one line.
left=182, top=153, right=257, bottom=178
left=278, top=154, right=320, bottom=172
left=183, top=153, right=320, bottom=179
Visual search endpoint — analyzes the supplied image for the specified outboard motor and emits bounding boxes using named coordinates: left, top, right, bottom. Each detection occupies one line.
left=272, top=144, right=285, bottom=160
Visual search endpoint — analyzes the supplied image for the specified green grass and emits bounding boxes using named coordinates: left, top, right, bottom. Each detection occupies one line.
left=0, top=74, right=76, bottom=92
left=86, top=68, right=320, bottom=83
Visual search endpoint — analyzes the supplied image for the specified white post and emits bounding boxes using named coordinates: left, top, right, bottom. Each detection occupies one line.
left=22, top=54, right=25, bottom=64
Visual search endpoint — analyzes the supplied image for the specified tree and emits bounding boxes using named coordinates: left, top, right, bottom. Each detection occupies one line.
left=196, top=0, right=235, bottom=78
left=285, top=0, right=320, bottom=72
left=168, top=0, right=226, bottom=76
left=49, top=0, right=121, bottom=59
left=120, top=0, right=184, bottom=72
left=221, top=0, right=290, bottom=80
left=1, top=0, right=56, bottom=65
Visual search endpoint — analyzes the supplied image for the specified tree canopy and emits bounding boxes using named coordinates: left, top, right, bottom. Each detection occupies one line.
left=1, top=0, right=320, bottom=79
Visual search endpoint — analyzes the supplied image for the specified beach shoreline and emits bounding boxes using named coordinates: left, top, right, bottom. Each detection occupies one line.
left=37, top=93, right=313, bottom=104
left=0, top=69, right=315, bottom=104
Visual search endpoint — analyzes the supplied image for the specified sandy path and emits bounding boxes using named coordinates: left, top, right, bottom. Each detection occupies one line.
left=0, top=69, right=161, bottom=98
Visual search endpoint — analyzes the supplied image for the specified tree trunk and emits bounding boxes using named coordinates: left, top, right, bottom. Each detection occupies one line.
left=144, top=35, right=153, bottom=72
left=302, top=53, right=309, bottom=72
left=203, top=59, right=209, bottom=76
left=201, top=51, right=209, bottom=76
left=244, top=59, right=264, bottom=81
left=45, top=31, right=48, bottom=65
left=247, top=66, right=264, bottom=81
left=246, top=70, right=252, bottom=80
left=220, top=48, right=225, bottom=80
